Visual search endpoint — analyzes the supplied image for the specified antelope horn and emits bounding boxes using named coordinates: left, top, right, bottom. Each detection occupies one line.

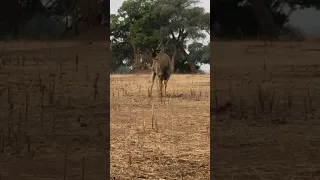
left=156, top=39, right=163, bottom=50
left=162, top=39, right=170, bottom=48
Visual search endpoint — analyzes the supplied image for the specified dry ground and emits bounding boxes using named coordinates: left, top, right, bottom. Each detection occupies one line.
left=0, top=40, right=109, bottom=179
left=110, top=74, right=210, bottom=179
left=212, top=41, right=320, bottom=180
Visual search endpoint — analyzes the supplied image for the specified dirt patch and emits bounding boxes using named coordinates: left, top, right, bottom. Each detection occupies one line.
left=212, top=41, right=320, bottom=180
left=0, top=41, right=109, bottom=179
left=110, top=74, right=210, bottom=179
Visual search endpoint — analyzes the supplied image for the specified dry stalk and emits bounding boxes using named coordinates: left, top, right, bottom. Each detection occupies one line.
left=26, top=134, right=31, bottom=153
left=82, top=156, right=85, bottom=180
left=93, top=73, right=100, bottom=100
left=213, top=82, right=218, bottom=109
left=97, top=124, right=103, bottom=137
left=7, top=87, right=12, bottom=105
left=257, top=84, right=265, bottom=113
left=16, top=56, right=20, bottom=66
left=25, top=90, right=30, bottom=122
left=22, top=55, right=25, bottom=66
left=18, top=106, right=22, bottom=133
left=0, top=130, right=4, bottom=153
left=38, top=70, right=42, bottom=92
left=50, top=67, right=56, bottom=77
left=67, top=97, right=72, bottom=109
left=285, top=87, right=294, bottom=117
left=40, top=85, right=45, bottom=108
left=34, top=54, right=39, bottom=65
left=8, top=54, right=12, bottom=65
left=14, top=132, right=19, bottom=155
left=8, top=100, right=14, bottom=143
left=263, top=56, right=267, bottom=70
left=52, top=107, right=56, bottom=134
left=75, top=54, right=79, bottom=71
left=85, top=65, right=89, bottom=81
left=151, top=104, right=155, bottom=129
left=49, top=78, right=56, bottom=106
left=59, top=62, right=63, bottom=83
left=252, top=101, right=258, bottom=120
left=276, top=98, right=280, bottom=118
left=128, top=153, right=132, bottom=166
left=304, top=96, right=308, bottom=121
left=190, top=89, right=196, bottom=99
left=306, top=83, right=313, bottom=112
left=228, top=79, right=234, bottom=102
left=63, top=144, right=68, bottom=180
left=283, top=97, right=286, bottom=120
left=239, top=96, right=245, bottom=118
left=143, top=117, right=146, bottom=132
left=268, top=89, right=276, bottom=114
left=7, top=87, right=13, bottom=144
left=1, top=56, right=5, bottom=66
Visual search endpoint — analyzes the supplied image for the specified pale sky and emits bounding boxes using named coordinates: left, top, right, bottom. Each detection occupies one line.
left=110, top=0, right=210, bottom=14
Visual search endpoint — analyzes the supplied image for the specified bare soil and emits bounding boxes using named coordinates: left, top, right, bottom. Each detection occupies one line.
left=0, top=40, right=109, bottom=179
left=212, top=41, right=320, bottom=180
left=110, top=74, right=210, bottom=179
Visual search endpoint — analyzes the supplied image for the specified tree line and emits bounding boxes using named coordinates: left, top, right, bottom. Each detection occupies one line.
left=212, top=0, right=320, bottom=40
left=0, top=0, right=108, bottom=40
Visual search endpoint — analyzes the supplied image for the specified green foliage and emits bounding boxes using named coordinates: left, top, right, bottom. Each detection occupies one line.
left=110, top=0, right=210, bottom=73
left=111, top=42, right=134, bottom=71
left=0, top=0, right=46, bottom=37
left=21, top=13, right=65, bottom=39
left=153, top=0, right=208, bottom=41
left=115, top=66, right=133, bottom=74
left=188, top=42, right=210, bottom=64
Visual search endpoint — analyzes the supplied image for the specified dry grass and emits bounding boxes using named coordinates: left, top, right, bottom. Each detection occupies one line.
left=212, top=40, right=320, bottom=180
left=0, top=40, right=109, bottom=179
left=110, top=74, right=210, bottom=179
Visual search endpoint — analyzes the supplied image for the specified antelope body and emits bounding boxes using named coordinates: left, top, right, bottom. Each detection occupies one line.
left=148, top=40, right=172, bottom=100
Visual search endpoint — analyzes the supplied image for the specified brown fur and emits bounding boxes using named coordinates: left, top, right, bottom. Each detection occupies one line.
left=148, top=49, right=172, bottom=101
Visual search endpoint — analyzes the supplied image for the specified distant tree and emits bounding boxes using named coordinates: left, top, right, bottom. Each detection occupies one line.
left=188, top=42, right=210, bottom=70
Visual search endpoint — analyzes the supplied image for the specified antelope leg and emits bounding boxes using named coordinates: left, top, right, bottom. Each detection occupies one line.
left=149, top=72, right=156, bottom=97
left=158, top=78, right=163, bottom=101
left=164, top=80, right=168, bottom=96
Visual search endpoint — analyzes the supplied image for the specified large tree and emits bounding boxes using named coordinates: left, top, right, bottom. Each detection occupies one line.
left=152, top=0, right=209, bottom=73
left=110, top=0, right=209, bottom=73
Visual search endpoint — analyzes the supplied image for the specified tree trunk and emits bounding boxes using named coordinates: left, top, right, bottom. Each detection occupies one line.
left=133, top=45, right=141, bottom=72
left=144, top=48, right=153, bottom=68
left=171, top=48, right=177, bottom=73
left=179, top=46, right=197, bottom=74
left=250, top=0, right=279, bottom=40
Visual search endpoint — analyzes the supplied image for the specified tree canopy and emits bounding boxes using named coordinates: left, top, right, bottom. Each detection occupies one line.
left=212, top=0, right=320, bottom=40
left=111, top=0, right=210, bottom=73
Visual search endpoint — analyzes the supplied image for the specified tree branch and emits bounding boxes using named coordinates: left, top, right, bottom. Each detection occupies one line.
left=171, top=30, right=176, bottom=40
